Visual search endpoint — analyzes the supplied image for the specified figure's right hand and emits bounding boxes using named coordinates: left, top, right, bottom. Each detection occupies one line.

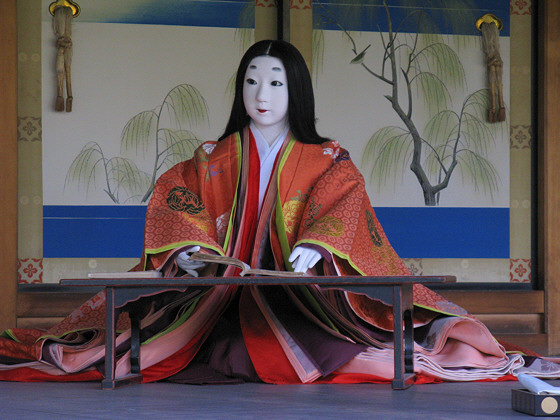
left=288, top=246, right=322, bottom=273
left=176, top=246, right=206, bottom=277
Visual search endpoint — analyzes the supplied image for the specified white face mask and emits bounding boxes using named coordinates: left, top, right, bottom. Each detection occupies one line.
left=243, top=56, right=289, bottom=144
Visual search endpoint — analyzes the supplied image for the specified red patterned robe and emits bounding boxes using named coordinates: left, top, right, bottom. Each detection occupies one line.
left=0, top=130, right=534, bottom=384
left=131, top=130, right=519, bottom=383
left=142, top=129, right=409, bottom=277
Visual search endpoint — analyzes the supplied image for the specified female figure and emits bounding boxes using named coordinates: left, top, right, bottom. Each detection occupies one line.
left=136, top=40, right=517, bottom=384
left=138, top=40, right=418, bottom=382
left=0, top=41, right=540, bottom=385
left=142, top=40, right=409, bottom=282
left=174, top=40, right=327, bottom=276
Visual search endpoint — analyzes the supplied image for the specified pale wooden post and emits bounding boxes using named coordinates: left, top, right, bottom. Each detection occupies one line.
left=288, top=0, right=312, bottom=71
left=539, top=0, right=560, bottom=356
left=284, top=0, right=312, bottom=72
left=255, top=0, right=313, bottom=70
left=255, top=0, right=277, bottom=42
left=0, top=0, right=18, bottom=330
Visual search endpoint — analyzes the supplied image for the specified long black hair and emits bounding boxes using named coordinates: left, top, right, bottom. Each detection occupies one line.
left=218, top=40, right=330, bottom=144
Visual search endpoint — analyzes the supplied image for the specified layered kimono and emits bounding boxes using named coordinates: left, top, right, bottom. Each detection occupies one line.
left=0, top=129, right=556, bottom=384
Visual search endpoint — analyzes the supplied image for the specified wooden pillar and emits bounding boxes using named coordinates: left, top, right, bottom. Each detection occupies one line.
left=0, top=0, right=18, bottom=330
left=281, top=0, right=313, bottom=72
left=255, top=0, right=277, bottom=42
left=539, top=0, right=560, bottom=356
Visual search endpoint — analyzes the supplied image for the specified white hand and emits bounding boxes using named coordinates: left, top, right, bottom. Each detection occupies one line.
left=288, top=246, right=322, bottom=273
left=176, top=246, right=206, bottom=277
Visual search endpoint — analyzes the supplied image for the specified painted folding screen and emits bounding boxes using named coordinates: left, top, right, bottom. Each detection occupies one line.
left=311, top=0, right=516, bottom=282
left=41, top=0, right=527, bottom=283
left=42, top=0, right=254, bottom=259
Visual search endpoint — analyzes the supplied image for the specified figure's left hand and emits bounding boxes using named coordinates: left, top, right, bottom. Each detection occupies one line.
left=288, top=246, right=322, bottom=273
left=176, top=246, right=206, bottom=277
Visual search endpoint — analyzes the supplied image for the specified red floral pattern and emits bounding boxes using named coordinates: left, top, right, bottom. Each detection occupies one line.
left=510, top=258, right=531, bottom=283
left=17, top=258, right=43, bottom=284
left=290, top=0, right=311, bottom=10
left=511, top=0, right=531, bottom=15
left=255, top=0, right=276, bottom=7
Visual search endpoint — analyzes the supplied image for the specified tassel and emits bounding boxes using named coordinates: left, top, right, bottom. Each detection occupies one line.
left=56, top=96, right=65, bottom=112
left=477, top=14, right=505, bottom=124
left=51, top=2, right=78, bottom=112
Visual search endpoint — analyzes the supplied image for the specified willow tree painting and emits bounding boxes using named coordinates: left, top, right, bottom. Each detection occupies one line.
left=65, top=84, right=208, bottom=204
left=317, top=0, right=507, bottom=206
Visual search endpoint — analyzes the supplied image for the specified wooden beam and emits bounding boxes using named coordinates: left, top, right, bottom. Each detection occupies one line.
left=474, top=314, right=543, bottom=334
left=437, top=290, right=544, bottom=314
left=539, top=0, right=560, bottom=356
left=495, top=334, right=548, bottom=357
left=17, top=318, right=66, bottom=330
left=17, top=292, right=97, bottom=318
left=0, top=0, right=18, bottom=331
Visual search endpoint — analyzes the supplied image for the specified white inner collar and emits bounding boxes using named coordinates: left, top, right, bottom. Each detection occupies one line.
left=249, top=122, right=289, bottom=212
left=250, top=121, right=287, bottom=162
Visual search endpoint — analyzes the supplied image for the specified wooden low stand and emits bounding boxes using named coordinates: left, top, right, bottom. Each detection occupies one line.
left=60, top=275, right=454, bottom=390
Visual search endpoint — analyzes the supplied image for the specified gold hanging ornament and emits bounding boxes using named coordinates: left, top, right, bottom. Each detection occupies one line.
left=476, top=13, right=505, bottom=123
left=49, top=0, right=80, bottom=112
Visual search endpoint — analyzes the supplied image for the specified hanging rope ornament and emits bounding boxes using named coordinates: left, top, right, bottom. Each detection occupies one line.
left=476, top=13, right=505, bottom=123
left=49, top=0, right=80, bottom=112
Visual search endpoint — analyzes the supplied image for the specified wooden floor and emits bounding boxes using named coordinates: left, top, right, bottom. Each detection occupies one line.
left=0, top=379, right=546, bottom=419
